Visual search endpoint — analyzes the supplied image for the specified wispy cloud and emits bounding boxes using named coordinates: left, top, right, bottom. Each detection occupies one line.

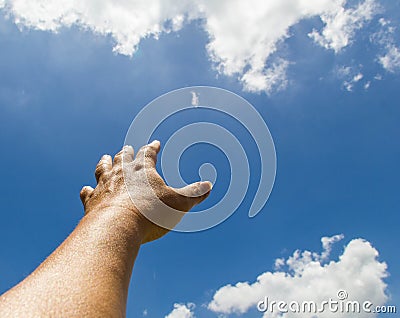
left=0, top=0, right=394, bottom=94
left=371, top=18, right=400, bottom=73
left=379, top=46, right=400, bottom=72
left=308, top=0, right=378, bottom=52
left=335, top=65, right=365, bottom=92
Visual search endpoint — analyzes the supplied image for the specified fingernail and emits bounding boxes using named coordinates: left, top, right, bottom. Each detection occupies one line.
left=200, top=181, right=213, bottom=192
left=151, top=140, right=160, bottom=146
left=124, top=145, right=133, bottom=150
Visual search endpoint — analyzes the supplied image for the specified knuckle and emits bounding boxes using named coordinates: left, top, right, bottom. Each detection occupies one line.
left=102, top=170, right=113, bottom=180
left=133, top=161, right=144, bottom=171
left=113, top=166, right=123, bottom=176
left=146, top=147, right=156, bottom=156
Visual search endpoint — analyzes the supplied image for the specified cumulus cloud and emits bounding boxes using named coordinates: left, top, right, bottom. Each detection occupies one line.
left=0, top=0, right=192, bottom=55
left=165, top=303, right=195, bottom=318
left=0, top=0, right=382, bottom=93
left=208, top=235, right=388, bottom=317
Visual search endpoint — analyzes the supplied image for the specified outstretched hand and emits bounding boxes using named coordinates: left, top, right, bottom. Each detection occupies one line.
left=80, top=141, right=212, bottom=243
left=0, top=141, right=212, bottom=317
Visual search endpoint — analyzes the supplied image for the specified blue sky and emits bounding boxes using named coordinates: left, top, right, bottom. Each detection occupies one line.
left=0, top=1, right=399, bottom=317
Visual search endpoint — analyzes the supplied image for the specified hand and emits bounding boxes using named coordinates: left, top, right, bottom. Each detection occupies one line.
left=79, top=141, right=212, bottom=243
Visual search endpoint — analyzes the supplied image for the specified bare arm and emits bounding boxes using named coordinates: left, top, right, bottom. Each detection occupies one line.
left=0, top=141, right=212, bottom=318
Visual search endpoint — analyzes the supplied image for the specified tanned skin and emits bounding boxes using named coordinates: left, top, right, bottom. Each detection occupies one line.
left=0, top=141, right=212, bottom=317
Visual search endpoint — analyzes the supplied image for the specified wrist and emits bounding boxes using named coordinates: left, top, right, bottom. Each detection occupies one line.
left=83, top=205, right=149, bottom=245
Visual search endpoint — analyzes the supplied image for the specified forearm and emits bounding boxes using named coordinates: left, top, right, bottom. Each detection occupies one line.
left=0, top=207, right=145, bottom=318
left=0, top=142, right=211, bottom=317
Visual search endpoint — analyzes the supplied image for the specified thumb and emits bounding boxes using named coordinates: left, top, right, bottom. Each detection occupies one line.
left=176, top=181, right=213, bottom=209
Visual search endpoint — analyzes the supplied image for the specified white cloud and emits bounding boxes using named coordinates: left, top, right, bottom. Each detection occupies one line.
left=0, top=0, right=192, bottom=56
left=208, top=235, right=388, bottom=317
left=165, top=303, right=195, bottom=318
left=320, top=234, right=344, bottom=261
left=344, top=72, right=363, bottom=91
left=200, top=0, right=377, bottom=93
left=241, top=58, right=290, bottom=94
left=335, top=65, right=365, bottom=91
left=379, top=45, right=400, bottom=72
left=309, top=0, right=378, bottom=52
left=0, top=0, right=381, bottom=93
left=274, top=258, right=285, bottom=270
left=378, top=17, right=389, bottom=27
left=370, top=18, right=400, bottom=73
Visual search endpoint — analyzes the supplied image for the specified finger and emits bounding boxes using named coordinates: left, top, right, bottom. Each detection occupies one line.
left=176, top=181, right=213, bottom=209
left=113, top=145, right=134, bottom=167
left=80, top=185, right=94, bottom=206
left=95, top=154, right=112, bottom=182
left=135, top=140, right=161, bottom=169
